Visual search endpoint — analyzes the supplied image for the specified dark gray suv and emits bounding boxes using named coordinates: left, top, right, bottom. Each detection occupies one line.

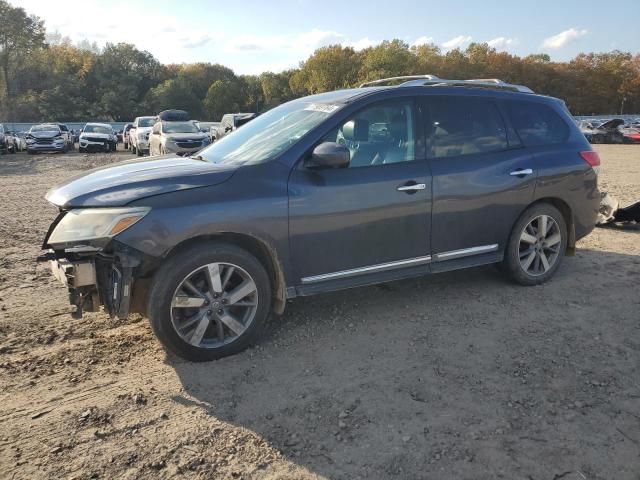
left=41, top=76, right=600, bottom=361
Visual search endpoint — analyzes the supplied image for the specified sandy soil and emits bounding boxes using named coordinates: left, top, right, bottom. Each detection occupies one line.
left=0, top=145, right=639, bottom=480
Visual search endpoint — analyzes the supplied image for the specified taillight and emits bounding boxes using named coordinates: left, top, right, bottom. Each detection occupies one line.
left=579, top=151, right=600, bottom=168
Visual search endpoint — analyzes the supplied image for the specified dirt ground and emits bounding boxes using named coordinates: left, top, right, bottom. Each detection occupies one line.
left=0, top=145, right=639, bottom=480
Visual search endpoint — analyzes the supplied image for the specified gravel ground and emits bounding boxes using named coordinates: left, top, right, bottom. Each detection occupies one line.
left=0, top=145, right=639, bottom=480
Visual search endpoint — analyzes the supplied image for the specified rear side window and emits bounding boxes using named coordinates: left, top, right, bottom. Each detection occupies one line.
left=426, top=96, right=508, bottom=158
left=507, top=100, right=569, bottom=146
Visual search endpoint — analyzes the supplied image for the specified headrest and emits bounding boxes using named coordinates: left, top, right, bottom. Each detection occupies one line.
left=389, top=114, right=406, bottom=140
left=342, top=119, right=369, bottom=142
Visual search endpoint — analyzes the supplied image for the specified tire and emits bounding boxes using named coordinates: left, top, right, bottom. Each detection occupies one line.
left=501, top=203, right=567, bottom=286
left=147, top=242, right=271, bottom=361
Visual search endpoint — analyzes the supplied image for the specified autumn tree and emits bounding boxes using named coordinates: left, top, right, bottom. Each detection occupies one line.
left=0, top=0, right=45, bottom=119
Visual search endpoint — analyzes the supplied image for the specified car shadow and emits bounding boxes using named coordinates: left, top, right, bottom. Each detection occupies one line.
left=168, top=248, right=640, bottom=479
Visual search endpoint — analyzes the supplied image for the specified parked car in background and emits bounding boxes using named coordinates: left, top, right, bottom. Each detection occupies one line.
left=195, top=121, right=219, bottom=141
left=207, top=123, right=221, bottom=142
left=621, top=126, right=640, bottom=144
left=55, top=123, right=75, bottom=151
left=129, top=116, right=156, bottom=156
left=5, top=131, right=23, bottom=152
left=79, top=123, right=117, bottom=153
left=122, top=123, right=134, bottom=150
left=148, top=120, right=210, bottom=156
left=581, top=118, right=625, bottom=144
left=41, top=75, right=600, bottom=361
left=212, top=113, right=257, bottom=141
left=26, top=124, right=70, bottom=154
left=14, top=132, right=28, bottom=151
left=0, top=123, right=8, bottom=154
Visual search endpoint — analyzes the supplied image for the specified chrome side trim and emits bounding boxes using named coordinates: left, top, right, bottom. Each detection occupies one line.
left=301, top=255, right=432, bottom=284
left=434, top=244, right=499, bottom=261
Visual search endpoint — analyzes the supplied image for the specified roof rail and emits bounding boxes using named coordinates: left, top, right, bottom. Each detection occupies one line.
left=359, top=75, right=441, bottom=87
left=362, top=75, right=534, bottom=93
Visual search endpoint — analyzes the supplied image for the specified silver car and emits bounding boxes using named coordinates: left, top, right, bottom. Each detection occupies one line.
left=148, top=120, right=210, bottom=156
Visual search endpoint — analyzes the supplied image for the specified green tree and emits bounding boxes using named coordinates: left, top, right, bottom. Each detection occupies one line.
left=359, top=39, right=415, bottom=83
left=294, top=45, right=362, bottom=93
left=204, top=80, right=243, bottom=120
left=0, top=0, right=45, bottom=119
left=145, top=77, right=202, bottom=117
left=87, top=43, right=164, bottom=120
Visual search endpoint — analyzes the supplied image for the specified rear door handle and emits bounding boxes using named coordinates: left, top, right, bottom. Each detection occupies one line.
left=397, top=183, right=426, bottom=192
left=509, top=168, right=533, bottom=176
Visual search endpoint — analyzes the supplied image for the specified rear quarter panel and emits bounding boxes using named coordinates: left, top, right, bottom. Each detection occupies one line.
left=532, top=101, right=599, bottom=240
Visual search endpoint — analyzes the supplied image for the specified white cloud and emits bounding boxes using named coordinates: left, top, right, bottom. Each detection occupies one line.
left=487, top=37, right=515, bottom=49
left=442, top=35, right=472, bottom=49
left=541, top=28, right=588, bottom=50
left=412, top=36, right=434, bottom=47
left=349, top=37, right=378, bottom=51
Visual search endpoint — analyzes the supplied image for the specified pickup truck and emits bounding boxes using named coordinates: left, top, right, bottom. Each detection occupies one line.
left=122, top=123, right=134, bottom=150
left=211, top=113, right=256, bottom=141
left=129, top=116, right=156, bottom=156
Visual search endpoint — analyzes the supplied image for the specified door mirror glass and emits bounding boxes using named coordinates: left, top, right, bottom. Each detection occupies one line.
left=308, top=142, right=350, bottom=169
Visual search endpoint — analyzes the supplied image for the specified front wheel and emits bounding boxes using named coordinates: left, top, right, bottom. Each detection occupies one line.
left=501, top=203, right=567, bottom=286
left=147, top=243, right=272, bottom=361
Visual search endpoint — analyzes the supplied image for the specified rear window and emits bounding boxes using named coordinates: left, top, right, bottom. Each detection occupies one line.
left=507, top=100, right=569, bottom=146
left=426, top=96, right=509, bottom=158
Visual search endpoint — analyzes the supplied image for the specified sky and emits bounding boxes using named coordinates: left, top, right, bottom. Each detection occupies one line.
left=10, top=0, right=640, bottom=74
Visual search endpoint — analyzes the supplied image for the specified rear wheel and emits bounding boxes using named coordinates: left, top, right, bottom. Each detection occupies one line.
left=147, top=243, right=271, bottom=361
left=501, top=203, right=567, bottom=286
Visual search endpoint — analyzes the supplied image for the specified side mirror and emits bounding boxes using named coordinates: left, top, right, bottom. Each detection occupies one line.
left=307, top=142, right=350, bottom=169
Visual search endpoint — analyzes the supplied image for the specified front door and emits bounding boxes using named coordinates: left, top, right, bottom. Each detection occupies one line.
left=422, top=95, right=536, bottom=262
left=288, top=99, right=432, bottom=288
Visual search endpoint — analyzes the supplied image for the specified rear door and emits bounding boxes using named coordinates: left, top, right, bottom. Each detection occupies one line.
left=422, top=94, right=536, bottom=265
left=288, top=98, right=433, bottom=289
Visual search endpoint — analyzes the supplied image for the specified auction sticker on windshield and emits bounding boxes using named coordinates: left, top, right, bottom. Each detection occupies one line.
left=304, top=103, right=340, bottom=113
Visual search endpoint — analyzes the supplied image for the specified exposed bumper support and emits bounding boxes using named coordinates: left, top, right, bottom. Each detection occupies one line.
left=41, top=246, right=142, bottom=320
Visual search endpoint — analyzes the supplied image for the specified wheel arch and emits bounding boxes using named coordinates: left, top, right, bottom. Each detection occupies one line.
left=524, top=197, right=575, bottom=254
left=161, top=233, right=288, bottom=315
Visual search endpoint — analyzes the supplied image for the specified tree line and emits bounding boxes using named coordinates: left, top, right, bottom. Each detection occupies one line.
left=1, top=0, right=639, bottom=123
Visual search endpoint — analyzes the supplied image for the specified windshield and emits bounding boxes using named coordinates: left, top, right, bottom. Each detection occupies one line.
left=83, top=125, right=112, bottom=134
left=163, top=122, right=199, bottom=133
left=138, top=118, right=156, bottom=127
left=31, top=124, right=60, bottom=132
left=196, top=100, right=339, bottom=165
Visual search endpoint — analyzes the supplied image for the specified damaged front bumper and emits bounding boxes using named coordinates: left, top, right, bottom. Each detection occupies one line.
left=39, top=244, right=146, bottom=320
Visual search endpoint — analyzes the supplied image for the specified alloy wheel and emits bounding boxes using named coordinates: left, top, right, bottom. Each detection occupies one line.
left=518, top=215, right=562, bottom=276
left=170, top=262, right=259, bottom=348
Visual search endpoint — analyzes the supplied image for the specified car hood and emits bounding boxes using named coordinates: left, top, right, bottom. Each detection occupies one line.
left=165, top=133, right=208, bottom=141
left=81, top=132, right=111, bottom=139
left=135, top=127, right=152, bottom=134
left=46, top=155, right=238, bottom=208
left=30, top=130, right=60, bottom=139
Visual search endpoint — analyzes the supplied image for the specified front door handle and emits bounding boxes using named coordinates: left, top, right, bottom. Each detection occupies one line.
left=509, top=168, right=533, bottom=176
left=397, top=183, right=426, bottom=192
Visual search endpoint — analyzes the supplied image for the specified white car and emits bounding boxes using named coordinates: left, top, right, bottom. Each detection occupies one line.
left=79, top=123, right=117, bottom=153
left=148, top=120, right=210, bottom=156
left=129, top=116, right=156, bottom=156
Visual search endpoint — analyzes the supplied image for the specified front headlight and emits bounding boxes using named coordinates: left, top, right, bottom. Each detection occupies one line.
left=48, top=207, right=150, bottom=244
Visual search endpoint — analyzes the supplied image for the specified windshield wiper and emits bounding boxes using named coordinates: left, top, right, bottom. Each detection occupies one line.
left=190, top=154, right=206, bottom=161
